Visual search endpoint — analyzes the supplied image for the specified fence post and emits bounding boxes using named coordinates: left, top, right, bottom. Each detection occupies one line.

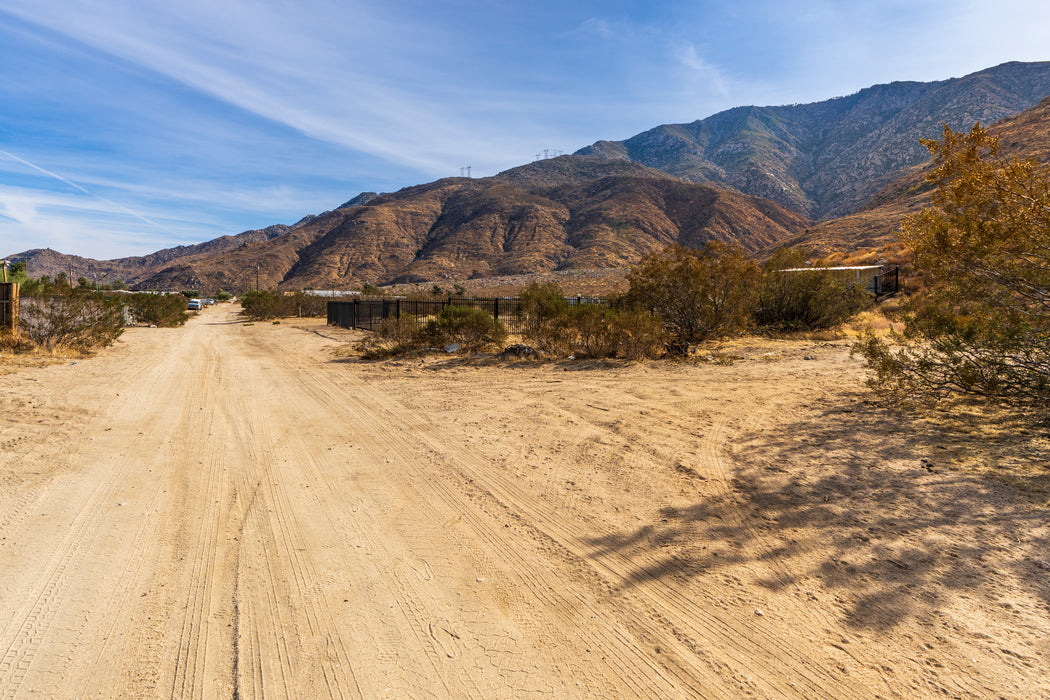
left=0, top=283, right=18, bottom=333
left=353, top=298, right=359, bottom=330
left=396, top=299, right=401, bottom=320
left=493, top=298, right=499, bottom=320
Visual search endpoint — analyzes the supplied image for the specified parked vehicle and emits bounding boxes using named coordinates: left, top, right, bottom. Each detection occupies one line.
left=187, top=299, right=203, bottom=311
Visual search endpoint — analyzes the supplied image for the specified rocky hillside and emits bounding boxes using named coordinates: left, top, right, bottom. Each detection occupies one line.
left=777, top=95, right=1050, bottom=259
left=10, top=62, right=1050, bottom=293
left=13, top=223, right=297, bottom=287
left=127, top=157, right=809, bottom=292
left=281, top=158, right=809, bottom=288
left=577, top=61, right=1050, bottom=220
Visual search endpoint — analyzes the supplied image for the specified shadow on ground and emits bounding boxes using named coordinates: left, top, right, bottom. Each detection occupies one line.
left=584, top=394, right=1050, bottom=632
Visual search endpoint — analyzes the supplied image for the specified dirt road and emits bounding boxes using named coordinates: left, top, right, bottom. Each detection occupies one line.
left=0, top=308, right=1047, bottom=698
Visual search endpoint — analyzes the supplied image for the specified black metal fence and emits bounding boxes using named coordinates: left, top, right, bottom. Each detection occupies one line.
left=327, top=267, right=901, bottom=334
left=870, top=266, right=900, bottom=299
left=327, top=296, right=610, bottom=334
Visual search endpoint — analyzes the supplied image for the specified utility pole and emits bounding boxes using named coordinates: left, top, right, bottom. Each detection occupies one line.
left=256, top=263, right=260, bottom=292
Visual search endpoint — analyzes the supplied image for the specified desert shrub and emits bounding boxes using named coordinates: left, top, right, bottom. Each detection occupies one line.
left=18, top=285, right=124, bottom=350
left=624, top=242, right=761, bottom=343
left=0, top=330, right=36, bottom=354
left=422, top=305, right=507, bottom=352
left=215, top=290, right=232, bottom=301
left=126, top=293, right=188, bottom=327
left=180, top=289, right=200, bottom=299
left=609, top=309, right=666, bottom=360
left=754, top=248, right=873, bottom=332
left=240, top=290, right=283, bottom=320
left=518, top=281, right=573, bottom=354
left=378, top=314, right=423, bottom=348
left=286, top=292, right=328, bottom=317
left=855, top=124, right=1050, bottom=406
left=355, top=315, right=424, bottom=359
left=240, top=290, right=328, bottom=320
left=566, top=304, right=617, bottom=358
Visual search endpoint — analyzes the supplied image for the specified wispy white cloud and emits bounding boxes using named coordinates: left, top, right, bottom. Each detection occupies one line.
left=2, top=0, right=1047, bottom=259
left=673, top=44, right=727, bottom=95
left=577, top=17, right=615, bottom=40
left=0, top=148, right=173, bottom=235
left=0, top=185, right=193, bottom=258
left=1, top=1, right=538, bottom=177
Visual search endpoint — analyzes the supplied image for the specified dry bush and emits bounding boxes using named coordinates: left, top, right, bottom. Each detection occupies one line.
left=241, top=290, right=328, bottom=320
left=518, top=281, right=574, bottom=355
left=354, top=315, right=424, bottom=359
left=0, top=330, right=37, bottom=354
left=422, top=305, right=507, bottom=352
left=126, top=293, right=188, bottom=327
left=754, top=248, right=874, bottom=332
left=18, top=291, right=124, bottom=351
left=609, top=309, right=666, bottom=360
left=624, top=242, right=761, bottom=343
left=856, top=124, right=1050, bottom=408
left=567, top=304, right=617, bottom=358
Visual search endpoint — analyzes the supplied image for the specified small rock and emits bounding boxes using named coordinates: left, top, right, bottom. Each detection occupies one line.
left=501, top=343, right=537, bottom=358
left=754, top=609, right=764, bottom=616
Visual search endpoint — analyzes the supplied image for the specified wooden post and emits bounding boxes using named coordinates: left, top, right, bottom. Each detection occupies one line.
left=0, top=283, right=18, bottom=333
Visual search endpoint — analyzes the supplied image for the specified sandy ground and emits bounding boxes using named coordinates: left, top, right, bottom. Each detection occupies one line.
left=0, top=307, right=1047, bottom=699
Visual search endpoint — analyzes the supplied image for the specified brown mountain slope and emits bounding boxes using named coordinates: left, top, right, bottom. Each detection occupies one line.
left=276, top=157, right=810, bottom=289
left=579, top=62, right=1050, bottom=219
left=134, top=220, right=331, bottom=292
left=10, top=224, right=298, bottom=286
left=776, top=95, right=1050, bottom=259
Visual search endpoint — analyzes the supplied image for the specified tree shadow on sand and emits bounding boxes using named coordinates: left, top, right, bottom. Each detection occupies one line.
left=584, top=393, right=1050, bottom=632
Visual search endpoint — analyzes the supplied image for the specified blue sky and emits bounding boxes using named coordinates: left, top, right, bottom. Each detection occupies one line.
left=1, top=1, right=1049, bottom=259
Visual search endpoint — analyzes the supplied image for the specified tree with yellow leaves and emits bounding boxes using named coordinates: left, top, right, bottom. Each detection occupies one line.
left=856, top=123, right=1050, bottom=404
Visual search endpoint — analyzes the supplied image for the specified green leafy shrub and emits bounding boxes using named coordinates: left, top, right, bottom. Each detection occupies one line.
left=423, top=305, right=507, bottom=352
left=608, top=309, right=666, bottom=361
left=754, top=248, right=873, bottom=332
left=240, top=290, right=283, bottom=320
left=518, top=281, right=573, bottom=354
left=126, top=293, right=189, bottom=327
left=624, top=242, right=761, bottom=343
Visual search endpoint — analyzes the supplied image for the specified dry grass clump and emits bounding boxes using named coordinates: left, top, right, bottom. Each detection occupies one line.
left=0, top=331, right=94, bottom=374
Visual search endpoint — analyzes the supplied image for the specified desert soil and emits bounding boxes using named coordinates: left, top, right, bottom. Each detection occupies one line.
left=0, top=306, right=1047, bottom=699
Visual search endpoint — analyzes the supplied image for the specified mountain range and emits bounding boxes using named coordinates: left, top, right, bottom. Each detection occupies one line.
left=8, top=61, right=1050, bottom=293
